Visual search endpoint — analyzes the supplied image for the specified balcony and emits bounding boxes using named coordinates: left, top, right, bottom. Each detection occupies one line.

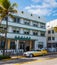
left=1, top=21, right=46, bottom=32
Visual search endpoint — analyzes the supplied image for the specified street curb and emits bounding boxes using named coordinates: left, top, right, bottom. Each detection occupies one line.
left=0, top=56, right=25, bottom=61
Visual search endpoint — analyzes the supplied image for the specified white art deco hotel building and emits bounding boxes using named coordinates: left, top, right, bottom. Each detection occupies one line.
left=0, top=11, right=46, bottom=52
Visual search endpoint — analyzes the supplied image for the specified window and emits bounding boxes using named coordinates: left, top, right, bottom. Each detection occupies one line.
left=0, top=40, right=5, bottom=49
left=56, top=44, right=57, bottom=47
left=48, top=37, right=51, bottom=40
left=47, top=43, right=51, bottom=48
left=38, top=16, right=40, bottom=18
left=14, top=18, right=16, bottom=22
left=13, top=29, right=19, bottom=33
left=52, top=37, right=55, bottom=40
left=13, top=30, right=16, bottom=33
left=17, top=18, right=20, bottom=23
left=13, top=17, right=20, bottom=23
left=40, top=23, right=45, bottom=29
left=33, top=24, right=38, bottom=27
left=52, top=30, right=54, bottom=34
left=33, top=22, right=38, bottom=27
left=24, top=22, right=30, bottom=25
left=2, top=17, right=8, bottom=21
left=38, top=42, right=43, bottom=49
left=40, top=32, right=45, bottom=36
left=4, top=17, right=8, bottom=21
left=24, top=31, right=29, bottom=35
left=48, top=30, right=51, bottom=34
left=17, top=30, right=19, bottom=33
left=31, top=14, right=33, bottom=16
left=33, top=32, right=38, bottom=36
left=24, top=20, right=30, bottom=25
left=24, top=29, right=30, bottom=35
left=21, top=11, right=24, bottom=14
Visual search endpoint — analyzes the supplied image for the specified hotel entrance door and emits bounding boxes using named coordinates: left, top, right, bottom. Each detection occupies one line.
left=19, top=41, right=30, bottom=51
left=20, top=42, right=26, bottom=51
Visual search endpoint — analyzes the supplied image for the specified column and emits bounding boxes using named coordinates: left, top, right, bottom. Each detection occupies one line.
left=34, top=41, right=38, bottom=50
left=30, top=40, right=32, bottom=50
left=8, top=17, right=13, bottom=22
left=20, top=18, right=24, bottom=24
left=30, top=21, right=33, bottom=26
left=8, top=27, right=12, bottom=32
left=38, top=31, right=40, bottom=36
left=38, top=23, right=40, bottom=28
left=15, top=40, right=19, bottom=50
left=20, top=28, right=24, bottom=34
left=30, top=30, right=33, bottom=35
left=8, top=39, right=10, bottom=49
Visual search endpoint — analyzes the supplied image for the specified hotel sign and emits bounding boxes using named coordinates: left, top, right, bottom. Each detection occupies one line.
left=15, top=36, right=31, bottom=40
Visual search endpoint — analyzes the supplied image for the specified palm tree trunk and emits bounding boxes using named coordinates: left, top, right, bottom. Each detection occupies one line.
left=2, top=17, right=8, bottom=56
left=5, top=16, right=8, bottom=55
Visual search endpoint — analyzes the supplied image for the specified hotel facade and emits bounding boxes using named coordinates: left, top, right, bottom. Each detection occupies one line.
left=46, top=19, right=57, bottom=52
left=0, top=11, right=46, bottom=53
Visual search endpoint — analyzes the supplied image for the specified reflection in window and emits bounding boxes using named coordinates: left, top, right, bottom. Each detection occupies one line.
left=38, top=42, right=43, bottom=49
left=48, top=37, right=51, bottom=40
left=48, top=30, right=51, bottom=34
left=10, top=41, right=16, bottom=49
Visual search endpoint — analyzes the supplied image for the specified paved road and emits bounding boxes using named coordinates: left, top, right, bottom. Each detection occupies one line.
left=0, top=54, right=57, bottom=65
left=21, top=58, right=57, bottom=65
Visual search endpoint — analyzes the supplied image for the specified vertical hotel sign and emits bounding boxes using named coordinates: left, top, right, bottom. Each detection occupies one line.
left=54, top=27, right=57, bottom=32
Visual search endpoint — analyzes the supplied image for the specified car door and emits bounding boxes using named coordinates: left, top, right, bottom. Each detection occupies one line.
left=33, top=50, right=42, bottom=56
left=41, top=50, right=47, bottom=54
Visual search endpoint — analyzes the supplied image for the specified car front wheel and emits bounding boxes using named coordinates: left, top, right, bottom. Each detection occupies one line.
left=29, top=54, right=33, bottom=57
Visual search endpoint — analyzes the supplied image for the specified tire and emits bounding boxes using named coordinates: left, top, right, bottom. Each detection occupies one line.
left=43, top=54, right=45, bottom=56
left=29, top=54, right=33, bottom=57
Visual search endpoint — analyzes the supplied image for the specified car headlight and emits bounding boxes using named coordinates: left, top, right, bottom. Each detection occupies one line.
left=23, top=53, right=30, bottom=56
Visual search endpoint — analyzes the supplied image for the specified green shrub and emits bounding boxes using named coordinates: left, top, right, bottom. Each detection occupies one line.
left=0, top=55, right=11, bottom=60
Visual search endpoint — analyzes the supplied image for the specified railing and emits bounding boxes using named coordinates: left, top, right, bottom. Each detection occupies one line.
left=0, top=49, right=24, bottom=55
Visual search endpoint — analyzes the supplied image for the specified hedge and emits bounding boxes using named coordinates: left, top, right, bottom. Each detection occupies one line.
left=0, top=55, right=11, bottom=60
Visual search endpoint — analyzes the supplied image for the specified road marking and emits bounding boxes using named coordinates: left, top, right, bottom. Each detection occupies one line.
left=13, top=64, right=20, bottom=65
left=13, top=58, right=57, bottom=65
left=12, top=59, right=44, bottom=65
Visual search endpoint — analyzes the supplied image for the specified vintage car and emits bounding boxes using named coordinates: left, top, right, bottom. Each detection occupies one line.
left=23, top=49, right=48, bottom=57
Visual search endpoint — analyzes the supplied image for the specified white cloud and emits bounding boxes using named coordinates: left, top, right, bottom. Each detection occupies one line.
left=27, top=8, right=52, bottom=16
left=44, top=0, right=57, bottom=7
left=25, top=6, right=31, bottom=9
left=32, top=0, right=41, bottom=2
left=24, top=0, right=57, bottom=16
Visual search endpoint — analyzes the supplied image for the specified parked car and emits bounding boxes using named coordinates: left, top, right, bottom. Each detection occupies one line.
left=23, top=49, right=48, bottom=57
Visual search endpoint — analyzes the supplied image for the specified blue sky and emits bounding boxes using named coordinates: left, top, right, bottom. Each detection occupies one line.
left=10, top=0, right=57, bottom=22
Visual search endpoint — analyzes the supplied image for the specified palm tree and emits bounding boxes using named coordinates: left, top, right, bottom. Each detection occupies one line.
left=0, top=0, right=17, bottom=55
